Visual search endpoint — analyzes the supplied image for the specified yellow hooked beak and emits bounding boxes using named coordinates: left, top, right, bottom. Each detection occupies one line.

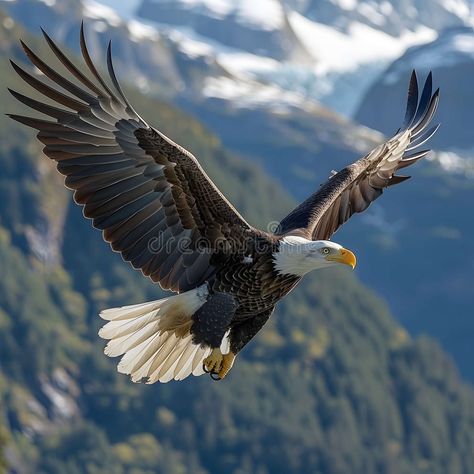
left=326, top=248, right=357, bottom=269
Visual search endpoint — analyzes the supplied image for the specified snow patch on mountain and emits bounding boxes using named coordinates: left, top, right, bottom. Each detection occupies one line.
left=169, top=0, right=233, bottom=18
left=289, top=12, right=438, bottom=74
left=167, top=28, right=215, bottom=58
left=357, top=2, right=387, bottom=26
left=331, top=0, right=357, bottom=11
left=83, top=0, right=122, bottom=27
left=218, top=52, right=280, bottom=79
left=92, top=0, right=141, bottom=18
left=405, top=33, right=474, bottom=70
left=148, top=0, right=285, bottom=31
left=203, top=76, right=307, bottom=109
left=234, top=0, right=284, bottom=31
left=443, top=0, right=471, bottom=18
left=430, top=151, right=474, bottom=177
left=382, top=28, right=474, bottom=84
left=128, top=18, right=160, bottom=41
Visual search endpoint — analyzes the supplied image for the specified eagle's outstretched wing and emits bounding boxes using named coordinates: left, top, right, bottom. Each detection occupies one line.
left=277, top=71, right=439, bottom=240
left=9, top=26, right=256, bottom=292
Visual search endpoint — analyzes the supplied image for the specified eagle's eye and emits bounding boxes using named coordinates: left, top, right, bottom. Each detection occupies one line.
left=321, top=248, right=331, bottom=255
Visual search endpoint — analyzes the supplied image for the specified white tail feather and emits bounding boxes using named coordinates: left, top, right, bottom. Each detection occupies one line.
left=192, top=346, right=211, bottom=376
left=100, top=299, right=165, bottom=321
left=99, top=285, right=217, bottom=383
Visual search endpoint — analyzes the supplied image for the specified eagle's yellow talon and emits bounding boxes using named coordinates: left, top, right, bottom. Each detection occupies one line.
left=203, top=349, right=236, bottom=380
left=204, top=349, right=223, bottom=374
left=218, top=352, right=235, bottom=380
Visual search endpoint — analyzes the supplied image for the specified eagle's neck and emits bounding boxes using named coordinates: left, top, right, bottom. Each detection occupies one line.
left=272, top=236, right=318, bottom=277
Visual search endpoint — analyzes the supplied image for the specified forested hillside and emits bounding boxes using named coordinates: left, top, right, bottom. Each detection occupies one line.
left=0, top=17, right=474, bottom=473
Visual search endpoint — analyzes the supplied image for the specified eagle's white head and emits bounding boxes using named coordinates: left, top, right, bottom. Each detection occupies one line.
left=273, top=236, right=356, bottom=277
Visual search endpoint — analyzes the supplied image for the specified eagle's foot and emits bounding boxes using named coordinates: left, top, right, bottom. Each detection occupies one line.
left=203, top=349, right=235, bottom=381
left=219, top=352, right=235, bottom=379
left=203, top=349, right=222, bottom=375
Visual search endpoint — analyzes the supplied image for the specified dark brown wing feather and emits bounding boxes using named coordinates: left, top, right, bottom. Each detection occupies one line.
left=9, top=26, right=257, bottom=292
left=277, top=71, right=440, bottom=240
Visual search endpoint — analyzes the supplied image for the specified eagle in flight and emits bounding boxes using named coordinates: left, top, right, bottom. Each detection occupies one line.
left=9, top=26, right=439, bottom=383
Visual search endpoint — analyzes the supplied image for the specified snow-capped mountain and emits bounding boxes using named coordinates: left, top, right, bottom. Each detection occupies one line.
left=135, top=0, right=473, bottom=114
left=137, top=0, right=308, bottom=60
left=3, top=0, right=474, bottom=179
left=293, top=0, right=472, bottom=36
left=3, top=0, right=471, bottom=115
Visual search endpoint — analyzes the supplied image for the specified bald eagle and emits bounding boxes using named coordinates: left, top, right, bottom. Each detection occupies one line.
left=9, top=27, right=439, bottom=383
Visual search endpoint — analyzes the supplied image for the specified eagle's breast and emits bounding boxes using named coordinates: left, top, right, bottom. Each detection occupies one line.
left=211, top=236, right=300, bottom=318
